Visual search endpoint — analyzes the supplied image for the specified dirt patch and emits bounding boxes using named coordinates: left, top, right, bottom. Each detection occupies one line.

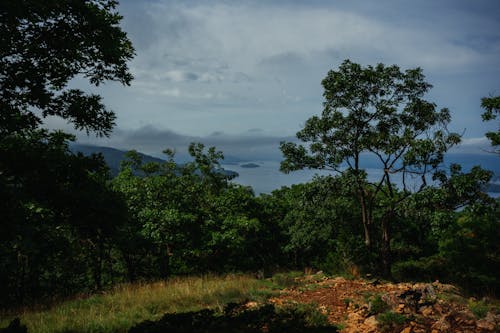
left=270, top=276, right=500, bottom=333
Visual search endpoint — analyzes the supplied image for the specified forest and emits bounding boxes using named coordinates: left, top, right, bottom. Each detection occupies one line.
left=1, top=1, right=499, bottom=332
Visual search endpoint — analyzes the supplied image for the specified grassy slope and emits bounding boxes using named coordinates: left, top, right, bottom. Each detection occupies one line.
left=0, top=274, right=277, bottom=333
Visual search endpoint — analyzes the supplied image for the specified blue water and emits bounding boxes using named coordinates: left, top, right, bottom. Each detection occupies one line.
left=223, top=161, right=499, bottom=197
left=224, top=161, right=416, bottom=194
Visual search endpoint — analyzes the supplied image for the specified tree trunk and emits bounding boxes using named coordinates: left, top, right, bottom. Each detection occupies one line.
left=359, top=192, right=372, bottom=248
left=380, top=212, right=393, bottom=279
left=93, top=236, right=104, bottom=290
left=123, top=253, right=137, bottom=282
left=159, top=244, right=172, bottom=279
left=381, top=171, right=395, bottom=279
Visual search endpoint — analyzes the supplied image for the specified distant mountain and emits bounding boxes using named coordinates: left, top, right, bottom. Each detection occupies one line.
left=70, top=143, right=238, bottom=178
left=70, top=144, right=164, bottom=175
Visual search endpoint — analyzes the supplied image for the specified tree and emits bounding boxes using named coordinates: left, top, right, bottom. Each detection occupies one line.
left=113, top=143, right=244, bottom=278
left=481, top=95, right=500, bottom=154
left=280, top=60, right=460, bottom=276
left=0, top=0, right=134, bottom=304
left=266, top=176, right=365, bottom=272
left=0, top=0, right=134, bottom=136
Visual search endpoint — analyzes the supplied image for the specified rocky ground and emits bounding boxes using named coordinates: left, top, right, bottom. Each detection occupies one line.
left=269, top=274, right=500, bottom=333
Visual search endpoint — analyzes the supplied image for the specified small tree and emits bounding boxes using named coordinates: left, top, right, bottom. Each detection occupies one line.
left=280, top=60, right=460, bottom=276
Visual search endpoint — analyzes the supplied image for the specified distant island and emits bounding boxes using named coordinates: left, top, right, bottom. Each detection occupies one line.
left=240, top=163, right=260, bottom=168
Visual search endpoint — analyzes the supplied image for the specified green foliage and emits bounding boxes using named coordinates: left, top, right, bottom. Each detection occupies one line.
left=280, top=59, right=460, bottom=276
left=112, top=143, right=278, bottom=278
left=481, top=95, right=500, bottom=153
left=392, top=256, right=448, bottom=282
left=0, top=0, right=134, bottom=306
left=376, top=311, right=408, bottom=332
left=0, top=275, right=274, bottom=333
left=366, top=295, right=390, bottom=315
left=438, top=200, right=500, bottom=294
left=0, top=131, right=129, bottom=305
left=468, top=299, right=490, bottom=319
left=0, top=0, right=134, bottom=136
left=260, top=175, right=367, bottom=272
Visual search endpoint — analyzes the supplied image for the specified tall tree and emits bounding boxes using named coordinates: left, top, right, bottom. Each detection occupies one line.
left=0, top=0, right=134, bottom=304
left=280, top=60, right=460, bottom=276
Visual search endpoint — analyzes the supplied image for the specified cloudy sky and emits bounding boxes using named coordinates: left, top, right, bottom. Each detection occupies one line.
left=68, top=0, right=500, bottom=159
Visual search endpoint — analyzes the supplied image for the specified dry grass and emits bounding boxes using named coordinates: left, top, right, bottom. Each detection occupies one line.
left=0, top=274, right=273, bottom=333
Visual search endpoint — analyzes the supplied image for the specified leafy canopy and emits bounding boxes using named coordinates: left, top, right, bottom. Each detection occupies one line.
left=280, top=59, right=460, bottom=186
left=481, top=95, right=500, bottom=153
left=280, top=60, right=461, bottom=276
left=0, top=0, right=134, bottom=136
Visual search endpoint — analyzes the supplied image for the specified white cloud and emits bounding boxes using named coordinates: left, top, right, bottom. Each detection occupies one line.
left=449, top=136, right=492, bottom=154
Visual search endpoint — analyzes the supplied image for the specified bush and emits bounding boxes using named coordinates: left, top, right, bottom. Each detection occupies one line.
left=392, top=256, right=447, bottom=282
left=377, top=311, right=407, bottom=332
left=468, top=299, right=489, bottom=319
left=366, top=295, right=389, bottom=315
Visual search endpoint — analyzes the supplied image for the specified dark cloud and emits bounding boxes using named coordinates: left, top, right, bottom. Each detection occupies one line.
left=76, top=125, right=493, bottom=166
left=83, top=126, right=295, bottom=161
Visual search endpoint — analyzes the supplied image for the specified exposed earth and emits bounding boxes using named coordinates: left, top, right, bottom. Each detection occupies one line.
left=269, top=274, right=500, bottom=333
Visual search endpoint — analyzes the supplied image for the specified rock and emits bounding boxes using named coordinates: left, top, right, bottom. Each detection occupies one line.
left=433, top=303, right=444, bottom=315
left=244, top=301, right=258, bottom=309
left=363, top=315, right=378, bottom=332
left=476, top=312, right=497, bottom=331
left=453, top=310, right=475, bottom=326
left=400, top=326, right=412, bottom=333
left=432, top=317, right=450, bottom=332
left=347, top=312, right=363, bottom=323
left=421, top=305, right=434, bottom=317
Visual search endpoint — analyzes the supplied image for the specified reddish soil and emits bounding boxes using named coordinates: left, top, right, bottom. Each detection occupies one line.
left=270, top=276, right=500, bottom=333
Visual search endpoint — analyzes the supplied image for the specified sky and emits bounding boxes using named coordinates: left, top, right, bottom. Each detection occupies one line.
left=63, top=0, right=500, bottom=160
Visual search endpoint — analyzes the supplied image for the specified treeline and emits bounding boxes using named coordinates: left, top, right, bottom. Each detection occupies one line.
left=1, top=139, right=498, bottom=307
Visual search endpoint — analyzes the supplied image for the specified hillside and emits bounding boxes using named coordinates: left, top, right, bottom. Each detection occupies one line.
left=70, top=144, right=165, bottom=175
left=1, top=273, right=498, bottom=333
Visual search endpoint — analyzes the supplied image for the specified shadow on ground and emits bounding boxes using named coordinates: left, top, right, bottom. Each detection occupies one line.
left=128, top=302, right=339, bottom=333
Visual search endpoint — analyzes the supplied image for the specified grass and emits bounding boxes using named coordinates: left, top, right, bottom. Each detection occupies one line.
left=0, top=274, right=277, bottom=333
left=362, top=293, right=389, bottom=316
left=468, top=299, right=490, bottom=319
left=270, top=271, right=304, bottom=289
